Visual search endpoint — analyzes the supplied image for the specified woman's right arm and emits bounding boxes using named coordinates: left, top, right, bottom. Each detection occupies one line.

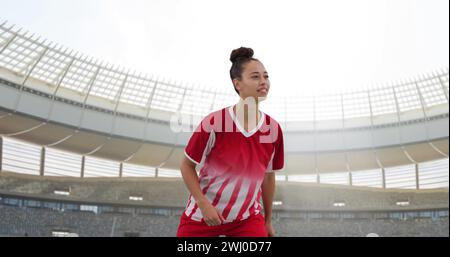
left=180, top=156, right=224, bottom=226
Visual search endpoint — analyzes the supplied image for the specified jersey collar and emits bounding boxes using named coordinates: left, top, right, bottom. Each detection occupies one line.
left=228, top=106, right=265, bottom=138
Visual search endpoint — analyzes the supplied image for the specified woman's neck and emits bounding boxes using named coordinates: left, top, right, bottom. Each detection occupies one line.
left=234, top=97, right=260, bottom=132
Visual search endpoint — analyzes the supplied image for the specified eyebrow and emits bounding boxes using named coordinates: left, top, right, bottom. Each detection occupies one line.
left=249, top=72, right=268, bottom=75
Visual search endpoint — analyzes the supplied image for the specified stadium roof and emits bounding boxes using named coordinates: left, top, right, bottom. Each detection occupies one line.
left=0, top=21, right=448, bottom=189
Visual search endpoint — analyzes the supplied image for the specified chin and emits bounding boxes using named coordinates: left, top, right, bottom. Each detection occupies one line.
left=257, top=95, right=268, bottom=102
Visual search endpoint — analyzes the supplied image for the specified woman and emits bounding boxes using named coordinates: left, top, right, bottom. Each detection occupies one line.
left=176, top=47, right=284, bottom=237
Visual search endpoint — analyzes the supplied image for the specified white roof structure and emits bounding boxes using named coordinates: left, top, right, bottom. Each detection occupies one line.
left=0, top=22, right=448, bottom=189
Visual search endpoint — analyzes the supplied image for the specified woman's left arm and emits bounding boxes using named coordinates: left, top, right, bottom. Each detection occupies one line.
left=261, top=172, right=276, bottom=237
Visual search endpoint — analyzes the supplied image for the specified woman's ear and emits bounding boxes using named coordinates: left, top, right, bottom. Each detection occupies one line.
left=233, top=79, right=241, bottom=92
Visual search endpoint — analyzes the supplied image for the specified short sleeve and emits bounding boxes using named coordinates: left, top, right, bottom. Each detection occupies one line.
left=184, top=115, right=215, bottom=165
left=266, top=124, right=285, bottom=173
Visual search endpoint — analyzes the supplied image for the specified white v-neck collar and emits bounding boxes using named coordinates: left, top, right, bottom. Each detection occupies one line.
left=228, top=106, right=265, bottom=138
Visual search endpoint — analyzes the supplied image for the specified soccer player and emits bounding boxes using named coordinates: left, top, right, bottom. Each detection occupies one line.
left=176, top=47, right=284, bottom=237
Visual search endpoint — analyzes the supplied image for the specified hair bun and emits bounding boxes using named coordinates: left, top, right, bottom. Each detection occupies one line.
left=230, top=47, right=254, bottom=63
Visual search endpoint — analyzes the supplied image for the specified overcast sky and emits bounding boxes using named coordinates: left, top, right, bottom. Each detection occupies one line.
left=1, top=0, right=449, bottom=97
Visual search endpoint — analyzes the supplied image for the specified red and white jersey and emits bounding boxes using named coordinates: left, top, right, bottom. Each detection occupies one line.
left=183, top=106, right=284, bottom=223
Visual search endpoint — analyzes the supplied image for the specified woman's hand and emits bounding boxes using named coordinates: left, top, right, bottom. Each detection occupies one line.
left=265, top=220, right=276, bottom=237
left=198, top=199, right=225, bottom=226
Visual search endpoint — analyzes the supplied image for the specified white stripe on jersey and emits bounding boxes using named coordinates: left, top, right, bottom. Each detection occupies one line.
left=255, top=194, right=262, bottom=215
left=223, top=178, right=252, bottom=223
left=240, top=181, right=263, bottom=220
left=184, top=173, right=210, bottom=217
left=208, top=177, right=239, bottom=222
left=265, top=150, right=275, bottom=173
left=198, top=131, right=215, bottom=167
left=184, top=195, right=195, bottom=217
left=190, top=174, right=233, bottom=221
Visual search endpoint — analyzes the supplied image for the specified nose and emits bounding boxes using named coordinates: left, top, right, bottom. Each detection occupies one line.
left=260, top=78, right=269, bottom=88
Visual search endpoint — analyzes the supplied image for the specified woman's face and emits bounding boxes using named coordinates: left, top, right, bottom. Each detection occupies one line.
left=234, top=60, right=270, bottom=100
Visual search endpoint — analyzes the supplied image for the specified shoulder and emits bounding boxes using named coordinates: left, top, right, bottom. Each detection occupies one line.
left=260, top=112, right=284, bottom=144
left=196, top=107, right=228, bottom=132
left=263, top=112, right=283, bottom=131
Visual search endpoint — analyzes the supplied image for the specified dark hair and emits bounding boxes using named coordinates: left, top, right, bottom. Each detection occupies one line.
left=229, top=47, right=259, bottom=95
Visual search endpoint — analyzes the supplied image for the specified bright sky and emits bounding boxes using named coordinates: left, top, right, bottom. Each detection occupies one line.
left=1, top=0, right=449, bottom=97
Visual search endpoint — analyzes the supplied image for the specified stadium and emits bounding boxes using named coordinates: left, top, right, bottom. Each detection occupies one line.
left=0, top=2, right=449, bottom=237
